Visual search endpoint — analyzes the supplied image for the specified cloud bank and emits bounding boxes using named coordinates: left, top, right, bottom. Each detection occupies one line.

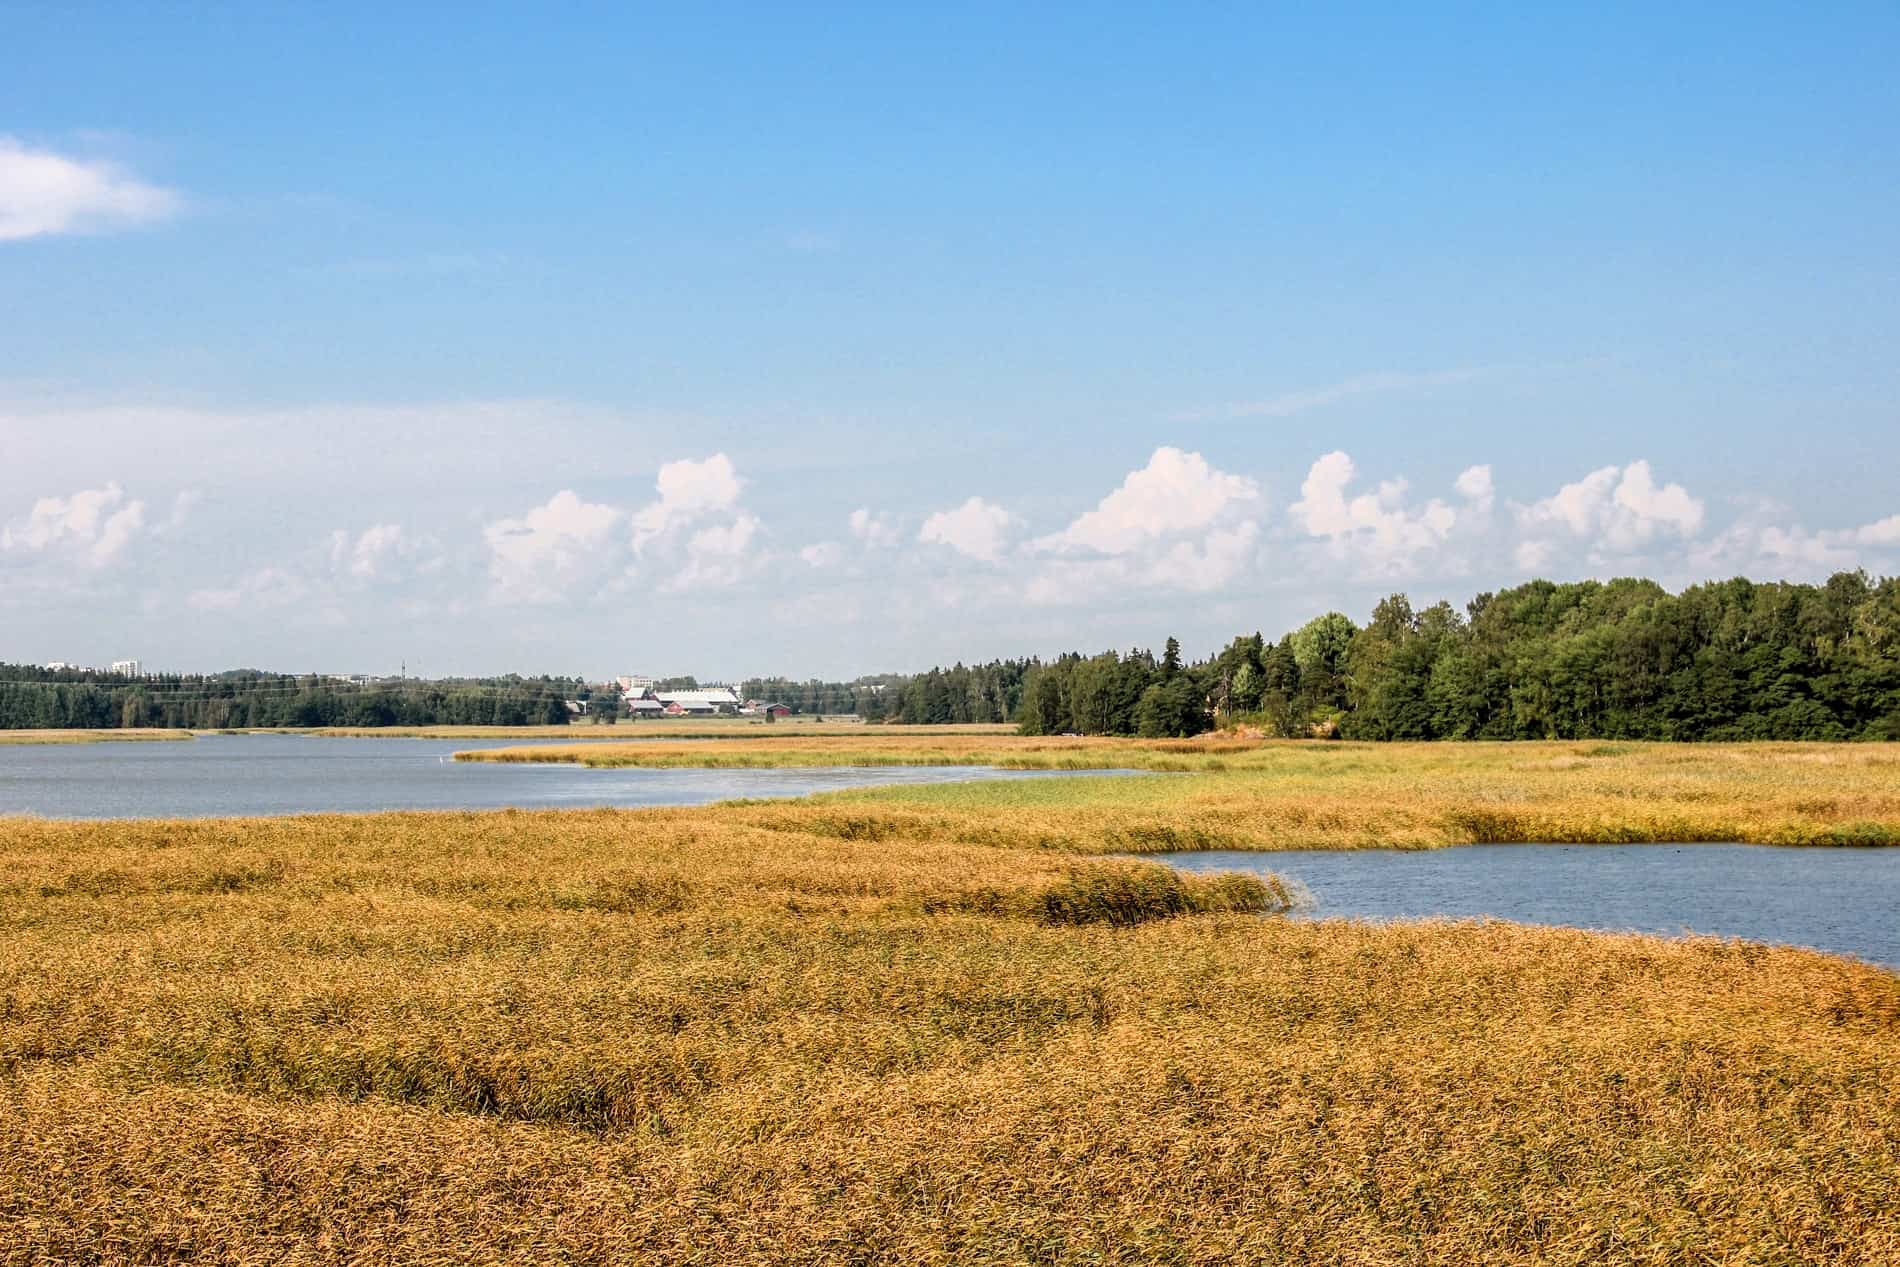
left=7, top=436, right=1896, bottom=674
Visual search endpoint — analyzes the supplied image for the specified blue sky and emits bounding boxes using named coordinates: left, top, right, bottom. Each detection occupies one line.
left=3, top=3, right=1897, bottom=679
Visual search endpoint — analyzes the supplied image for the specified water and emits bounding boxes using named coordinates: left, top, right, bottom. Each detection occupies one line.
left=0, top=733, right=1109, bottom=819
left=1159, top=846, right=1900, bottom=968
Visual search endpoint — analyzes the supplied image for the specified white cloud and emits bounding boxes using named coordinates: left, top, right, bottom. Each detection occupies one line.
left=1693, top=508, right=1900, bottom=578
left=1023, top=522, right=1263, bottom=606
left=1454, top=464, right=1495, bottom=514
left=919, top=497, right=1014, bottom=563
left=1514, top=460, right=1703, bottom=556
left=1289, top=451, right=1459, bottom=575
left=1036, top=447, right=1258, bottom=555
left=1513, top=540, right=1553, bottom=572
left=1855, top=514, right=1900, bottom=546
left=1144, top=521, right=1261, bottom=593
left=630, top=454, right=743, bottom=553
left=672, top=514, right=761, bottom=589
left=90, top=502, right=146, bottom=568
left=1020, top=450, right=1263, bottom=604
left=1758, top=525, right=1856, bottom=571
left=0, top=137, right=181, bottom=241
left=329, top=522, right=408, bottom=579
left=483, top=490, right=621, bottom=603
left=799, top=541, right=844, bottom=568
left=848, top=507, right=902, bottom=548
left=1, top=481, right=148, bottom=567
left=160, top=490, right=201, bottom=534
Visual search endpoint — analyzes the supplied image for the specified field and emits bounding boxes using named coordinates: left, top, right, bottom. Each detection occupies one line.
left=2, top=738, right=1898, bottom=1262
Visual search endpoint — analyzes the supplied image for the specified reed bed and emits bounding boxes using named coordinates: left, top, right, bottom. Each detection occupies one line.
left=2, top=798, right=1898, bottom=1264
left=310, top=720, right=1018, bottom=740
left=466, top=737, right=1900, bottom=849
left=0, top=728, right=195, bottom=745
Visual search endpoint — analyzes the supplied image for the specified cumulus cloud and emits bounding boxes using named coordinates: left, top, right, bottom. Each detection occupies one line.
left=630, top=454, right=743, bottom=553
left=919, top=497, right=1013, bottom=563
left=1288, top=451, right=1460, bottom=575
left=1, top=481, right=148, bottom=567
left=329, top=523, right=411, bottom=580
left=1023, top=523, right=1263, bottom=606
left=1454, top=464, right=1495, bottom=514
left=483, top=490, right=621, bottom=603
left=1693, top=507, right=1900, bottom=578
left=1036, top=447, right=1258, bottom=555
left=1514, top=460, right=1703, bottom=557
left=1855, top=514, right=1900, bottom=546
left=0, top=137, right=181, bottom=241
left=672, top=514, right=762, bottom=589
left=799, top=541, right=844, bottom=568
left=1020, top=449, right=1263, bottom=603
left=848, top=507, right=902, bottom=548
left=159, top=489, right=201, bottom=535
left=620, top=453, right=766, bottom=588
left=1143, top=521, right=1261, bottom=593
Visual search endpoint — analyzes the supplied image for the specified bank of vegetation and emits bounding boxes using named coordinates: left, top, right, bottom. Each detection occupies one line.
left=460, top=736, right=1900, bottom=849
left=2, top=799, right=1895, bottom=1263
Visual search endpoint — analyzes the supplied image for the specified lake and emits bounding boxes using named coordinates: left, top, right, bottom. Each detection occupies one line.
left=1159, top=846, right=1900, bottom=968
left=0, top=733, right=1108, bottom=819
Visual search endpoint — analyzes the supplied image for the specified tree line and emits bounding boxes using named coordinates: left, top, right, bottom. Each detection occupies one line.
left=886, top=572, right=1900, bottom=740
left=0, top=669, right=576, bottom=730
left=9, top=572, right=1894, bottom=739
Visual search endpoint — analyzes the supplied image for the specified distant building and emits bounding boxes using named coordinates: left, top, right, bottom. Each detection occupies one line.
left=764, top=703, right=792, bottom=719
left=653, top=688, right=740, bottom=714
left=626, top=697, right=665, bottom=716
left=110, top=659, right=141, bottom=677
left=616, top=675, right=656, bottom=696
left=43, top=661, right=74, bottom=672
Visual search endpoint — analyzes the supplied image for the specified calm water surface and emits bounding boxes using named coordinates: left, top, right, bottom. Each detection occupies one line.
left=0, top=733, right=1111, bottom=819
left=1161, top=846, right=1900, bottom=968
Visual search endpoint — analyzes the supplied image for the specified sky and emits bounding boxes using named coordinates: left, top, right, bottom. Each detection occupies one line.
left=3, top=3, right=1897, bottom=680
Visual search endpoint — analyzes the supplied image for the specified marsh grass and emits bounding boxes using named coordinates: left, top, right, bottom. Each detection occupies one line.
left=311, top=720, right=1018, bottom=740
left=0, top=728, right=194, bottom=745
left=3, top=743, right=1900, bottom=1262
left=464, top=736, right=1900, bottom=849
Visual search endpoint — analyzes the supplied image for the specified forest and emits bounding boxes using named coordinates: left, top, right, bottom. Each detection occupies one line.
left=0, top=669, right=576, bottom=730
left=874, top=572, right=1900, bottom=740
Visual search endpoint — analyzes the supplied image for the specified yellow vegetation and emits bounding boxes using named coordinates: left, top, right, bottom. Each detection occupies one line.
left=0, top=728, right=194, bottom=745
left=3, top=740, right=1899, bottom=1262
left=467, top=736, right=1900, bottom=848
left=310, top=720, right=1018, bottom=740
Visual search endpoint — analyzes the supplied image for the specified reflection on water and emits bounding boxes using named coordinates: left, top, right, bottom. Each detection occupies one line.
left=1158, top=845, right=1900, bottom=968
left=0, top=733, right=1107, bottom=820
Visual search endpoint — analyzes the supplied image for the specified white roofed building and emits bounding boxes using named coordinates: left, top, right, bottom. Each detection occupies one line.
left=653, top=688, right=740, bottom=713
